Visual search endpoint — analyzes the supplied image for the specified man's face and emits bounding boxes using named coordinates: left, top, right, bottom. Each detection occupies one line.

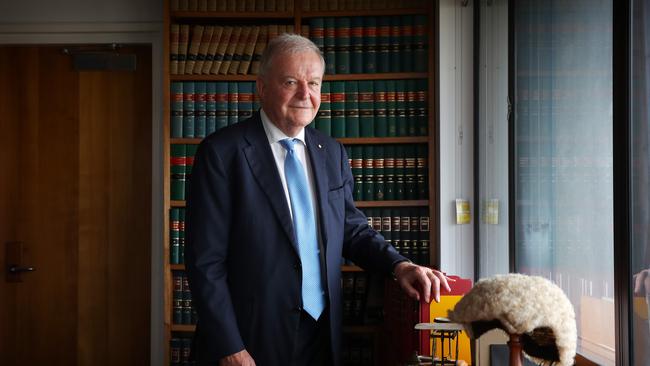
left=257, top=50, right=323, bottom=136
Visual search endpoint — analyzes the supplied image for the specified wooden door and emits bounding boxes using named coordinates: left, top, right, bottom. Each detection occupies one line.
left=0, top=45, right=152, bottom=366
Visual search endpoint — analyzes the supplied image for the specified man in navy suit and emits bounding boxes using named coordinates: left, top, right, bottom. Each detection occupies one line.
left=185, top=34, right=450, bottom=366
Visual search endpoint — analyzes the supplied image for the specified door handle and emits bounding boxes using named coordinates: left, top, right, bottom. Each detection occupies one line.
left=8, top=265, right=35, bottom=273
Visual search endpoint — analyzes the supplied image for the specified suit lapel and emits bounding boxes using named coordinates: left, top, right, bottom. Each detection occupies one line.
left=305, top=129, right=330, bottom=249
left=242, top=115, right=299, bottom=255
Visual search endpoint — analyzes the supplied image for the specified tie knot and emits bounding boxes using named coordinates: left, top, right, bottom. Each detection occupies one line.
left=279, top=138, right=298, bottom=153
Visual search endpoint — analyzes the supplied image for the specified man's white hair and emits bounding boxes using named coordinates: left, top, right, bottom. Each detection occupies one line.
left=258, top=33, right=325, bottom=78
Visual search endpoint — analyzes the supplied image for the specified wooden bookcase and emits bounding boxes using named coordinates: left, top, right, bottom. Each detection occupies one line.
left=162, top=1, right=438, bottom=364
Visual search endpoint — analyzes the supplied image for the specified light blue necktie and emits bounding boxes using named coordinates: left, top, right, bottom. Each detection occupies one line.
left=279, top=138, right=325, bottom=320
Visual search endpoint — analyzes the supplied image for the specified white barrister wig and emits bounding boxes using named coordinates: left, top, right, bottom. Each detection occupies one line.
left=448, top=273, right=577, bottom=366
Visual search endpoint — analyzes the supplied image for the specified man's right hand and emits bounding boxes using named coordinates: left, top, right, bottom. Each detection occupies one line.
left=219, top=349, right=256, bottom=366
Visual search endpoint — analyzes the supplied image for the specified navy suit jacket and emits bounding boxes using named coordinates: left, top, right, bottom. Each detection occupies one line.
left=185, top=112, right=406, bottom=365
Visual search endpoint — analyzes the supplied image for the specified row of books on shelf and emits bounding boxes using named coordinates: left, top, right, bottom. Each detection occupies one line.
left=170, top=337, right=194, bottom=366
left=170, top=15, right=428, bottom=76
left=342, top=272, right=376, bottom=325
left=171, top=79, right=428, bottom=139
left=170, top=0, right=427, bottom=12
left=170, top=143, right=429, bottom=201
left=173, top=272, right=198, bottom=325
left=342, top=335, right=375, bottom=366
left=171, top=24, right=296, bottom=75
left=360, top=207, right=430, bottom=266
left=308, top=15, right=428, bottom=74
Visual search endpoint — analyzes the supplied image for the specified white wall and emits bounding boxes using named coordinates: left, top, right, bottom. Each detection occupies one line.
left=0, top=2, right=164, bottom=365
left=439, top=0, right=475, bottom=280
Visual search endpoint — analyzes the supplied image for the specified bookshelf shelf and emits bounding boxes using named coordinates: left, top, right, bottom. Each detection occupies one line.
left=171, top=199, right=427, bottom=208
left=170, top=74, right=257, bottom=81
left=170, top=136, right=429, bottom=145
left=342, top=265, right=365, bottom=272
left=170, top=264, right=185, bottom=270
left=171, top=11, right=294, bottom=19
left=301, top=8, right=429, bottom=18
left=171, top=324, right=196, bottom=332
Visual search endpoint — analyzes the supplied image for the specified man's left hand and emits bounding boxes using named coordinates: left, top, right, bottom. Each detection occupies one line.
left=393, top=262, right=452, bottom=303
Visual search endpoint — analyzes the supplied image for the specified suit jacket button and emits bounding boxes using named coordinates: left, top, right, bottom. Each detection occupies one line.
left=295, top=306, right=302, bottom=313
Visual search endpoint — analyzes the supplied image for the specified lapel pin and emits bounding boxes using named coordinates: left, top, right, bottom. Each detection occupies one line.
left=318, top=144, right=322, bottom=149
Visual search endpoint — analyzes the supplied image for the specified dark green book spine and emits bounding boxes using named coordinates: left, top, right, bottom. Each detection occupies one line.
left=170, top=338, right=181, bottom=364
left=345, top=81, right=359, bottom=137
left=350, top=17, right=364, bottom=74
left=373, top=80, right=387, bottom=137
left=364, top=208, right=374, bottom=228
left=386, top=80, right=397, bottom=136
left=227, top=82, right=238, bottom=125
left=389, top=17, right=402, bottom=72
left=324, top=18, right=337, bottom=74
left=371, top=209, right=382, bottom=233
left=170, top=144, right=187, bottom=200
left=253, top=90, right=261, bottom=112
left=317, top=82, right=332, bottom=136
left=377, top=17, right=391, bottom=73
left=171, top=82, right=184, bottom=138
left=404, top=144, right=417, bottom=200
left=373, top=145, right=384, bottom=200
left=413, top=15, right=428, bottom=72
left=330, top=81, right=346, bottom=137
left=195, top=81, right=207, bottom=138
left=335, top=17, right=351, bottom=74
left=182, top=274, right=192, bottom=324
left=358, top=80, right=374, bottom=138
left=309, top=17, right=325, bottom=54
left=381, top=208, right=392, bottom=249
left=383, top=145, right=395, bottom=200
left=395, top=80, right=408, bottom=137
left=170, top=208, right=180, bottom=264
left=400, top=210, right=411, bottom=261
left=417, top=79, right=428, bottom=136
left=394, top=144, right=405, bottom=200
left=362, top=17, right=377, bottom=73
left=401, top=15, right=414, bottom=71
left=362, top=145, right=374, bottom=200
left=238, top=82, right=254, bottom=121
left=417, top=144, right=428, bottom=199
left=182, top=82, right=195, bottom=138
left=392, top=214, right=401, bottom=255
left=206, top=82, right=217, bottom=135
left=406, top=79, right=417, bottom=136
left=179, top=208, right=186, bottom=264
left=419, top=207, right=430, bottom=265
left=215, top=82, right=229, bottom=130
left=172, top=273, right=183, bottom=324
left=351, top=146, right=363, bottom=201
left=185, top=144, right=198, bottom=200
left=409, top=209, right=420, bottom=264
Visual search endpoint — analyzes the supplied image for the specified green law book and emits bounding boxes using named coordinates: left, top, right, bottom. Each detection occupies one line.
left=206, top=82, right=217, bottom=135
left=394, top=144, right=405, bottom=200
left=182, top=82, right=195, bottom=138
left=330, top=81, right=346, bottom=137
left=215, top=82, right=228, bottom=130
left=179, top=208, right=186, bottom=264
left=185, top=144, right=199, bottom=200
left=404, top=144, right=417, bottom=200
left=371, top=210, right=382, bottom=233
left=377, top=17, right=391, bottom=73
left=351, top=146, right=363, bottom=201
left=253, top=89, right=261, bottom=112
left=381, top=208, right=392, bottom=248
left=419, top=207, right=430, bottom=265
left=309, top=18, right=325, bottom=54
left=362, top=17, right=377, bottom=73
left=395, top=80, right=408, bottom=137
left=324, top=18, right=337, bottom=74
left=335, top=17, right=351, bottom=74
left=362, top=145, right=374, bottom=201
left=358, top=80, right=374, bottom=138
left=389, top=17, right=402, bottom=72
left=182, top=275, right=192, bottom=324
left=194, top=82, right=207, bottom=138
left=238, top=82, right=254, bottom=121
left=316, top=82, right=332, bottom=136
left=417, top=79, right=428, bottom=136
left=409, top=208, right=420, bottom=264
left=406, top=79, right=417, bottom=136
left=386, top=80, right=397, bottom=137
left=350, top=17, right=364, bottom=74
left=392, top=214, right=401, bottom=255
left=417, top=144, right=428, bottom=199
left=170, top=208, right=180, bottom=264
left=413, top=15, right=428, bottom=72
left=172, top=273, right=183, bottom=324
left=384, top=144, right=395, bottom=200
left=228, top=82, right=238, bottom=125
left=401, top=15, right=414, bottom=71
left=345, top=81, right=359, bottom=138
left=400, top=210, right=411, bottom=261
left=170, top=144, right=187, bottom=200
left=373, top=145, right=385, bottom=200
left=364, top=208, right=373, bottom=228
left=373, top=80, right=387, bottom=137
left=170, top=338, right=181, bottom=362
left=171, top=82, right=184, bottom=138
